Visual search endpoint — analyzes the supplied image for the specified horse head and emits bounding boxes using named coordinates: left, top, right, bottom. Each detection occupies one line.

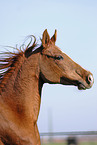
left=40, top=29, right=94, bottom=90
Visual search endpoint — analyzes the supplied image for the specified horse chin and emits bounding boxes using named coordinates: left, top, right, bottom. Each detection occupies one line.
left=78, top=83, right=86, bottom=90
left=60, top=77, right=88, bottom=90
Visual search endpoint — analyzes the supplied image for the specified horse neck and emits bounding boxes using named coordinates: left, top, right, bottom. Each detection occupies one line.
left=0, top=53, right=41, bottom=122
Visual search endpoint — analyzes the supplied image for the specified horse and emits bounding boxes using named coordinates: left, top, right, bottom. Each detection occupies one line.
left=0, top=29, right=94, bottom=145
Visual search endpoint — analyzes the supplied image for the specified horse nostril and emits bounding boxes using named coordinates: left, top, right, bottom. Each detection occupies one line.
left=86, top=74, right=94, bottom=85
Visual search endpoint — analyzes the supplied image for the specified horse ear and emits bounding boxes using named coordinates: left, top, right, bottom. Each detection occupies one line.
left=51, top=29, right=57, bottom=44
left=42, top=29, right=50, bottom=47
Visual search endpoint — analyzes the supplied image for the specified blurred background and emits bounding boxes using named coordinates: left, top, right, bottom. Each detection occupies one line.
left=0, top=0, right=97, bottom=144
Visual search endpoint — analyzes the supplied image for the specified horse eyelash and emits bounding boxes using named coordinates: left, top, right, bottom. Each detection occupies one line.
left=45, top=54, right=63, bottom=60
left=55, top=55, right=63, bottom=60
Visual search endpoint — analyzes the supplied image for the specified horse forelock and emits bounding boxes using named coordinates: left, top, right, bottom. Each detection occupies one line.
left=0, top=35, right=39, bottom=92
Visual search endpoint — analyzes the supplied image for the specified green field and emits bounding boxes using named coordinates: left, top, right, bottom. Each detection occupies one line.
left=42, top=142, right=97, bottom=145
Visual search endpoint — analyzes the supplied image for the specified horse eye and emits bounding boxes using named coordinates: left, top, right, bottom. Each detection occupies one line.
left=56, top=55, right=63, bottom=60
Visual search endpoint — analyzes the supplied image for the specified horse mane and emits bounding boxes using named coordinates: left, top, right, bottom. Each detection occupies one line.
left=0, top=35, right=38, bottom=91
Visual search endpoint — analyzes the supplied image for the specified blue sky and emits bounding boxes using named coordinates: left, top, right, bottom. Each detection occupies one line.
left=0, top=0, right=97, bottom=133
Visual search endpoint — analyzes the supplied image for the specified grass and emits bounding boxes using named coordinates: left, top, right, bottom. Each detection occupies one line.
left=79, top=142, right=97, bottom=145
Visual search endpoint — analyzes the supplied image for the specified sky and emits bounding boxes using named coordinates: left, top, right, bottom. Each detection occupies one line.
left=0, top=0, right=97, bottom=133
